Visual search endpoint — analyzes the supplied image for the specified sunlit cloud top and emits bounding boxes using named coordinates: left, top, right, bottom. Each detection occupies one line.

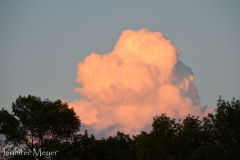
left=69, top=28, right=213, bottom=137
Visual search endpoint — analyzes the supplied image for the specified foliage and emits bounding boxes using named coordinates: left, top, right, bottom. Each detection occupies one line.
left=133, top=97, right=240, bottom=160
left=1, top=95, right=240, bottom=159
left=0, top=95, right=81, bottom=159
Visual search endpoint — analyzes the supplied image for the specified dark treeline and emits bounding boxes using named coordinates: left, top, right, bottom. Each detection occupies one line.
left=0, top=95, right=240, bottom=160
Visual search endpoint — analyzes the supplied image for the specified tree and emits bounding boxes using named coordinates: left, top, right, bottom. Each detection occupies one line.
left=174, top=115, right=209, bottom=159
left=0, top=95, right=81, bottom=159
left=189, top=96, right=240, bottom=159
left=133, top=114, right=177, bottom=160
left=201, top=96, right=240, bottom=159
left=74, top=131, right=136, bottom=160
left=45, top=130, right=137, bottom=160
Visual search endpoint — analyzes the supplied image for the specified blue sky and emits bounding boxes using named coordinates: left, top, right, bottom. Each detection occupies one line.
left=1, top=1, right=240, bottom=112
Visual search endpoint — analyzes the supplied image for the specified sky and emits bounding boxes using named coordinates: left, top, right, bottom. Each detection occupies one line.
left=1, top=1, right=240, bottom=137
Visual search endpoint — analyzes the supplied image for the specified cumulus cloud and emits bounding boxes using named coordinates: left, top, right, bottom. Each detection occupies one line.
left=68, top=28, right=213, bottom=137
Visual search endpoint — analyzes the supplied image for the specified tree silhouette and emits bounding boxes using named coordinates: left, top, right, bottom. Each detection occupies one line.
left=1, top=96, right=239, bottom=159
left=0, top=95, right=81, bottom=159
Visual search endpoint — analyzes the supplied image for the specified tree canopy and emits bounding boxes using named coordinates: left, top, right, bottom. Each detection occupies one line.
left=0, top=96, right=239, bottom=160
left=0, top=95, right=80, bottom=159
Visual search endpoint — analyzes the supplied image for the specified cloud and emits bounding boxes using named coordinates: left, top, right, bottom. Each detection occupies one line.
left=68, top=28, right=213, bottom=137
